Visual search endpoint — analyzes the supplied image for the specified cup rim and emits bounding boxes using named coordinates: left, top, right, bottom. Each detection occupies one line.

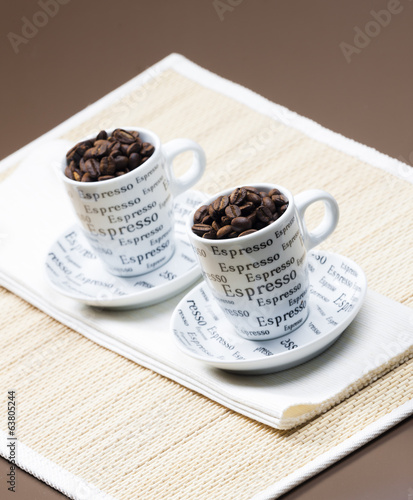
left=186, top=183, right=295, bottom=244
left=61, top=127, right=162, bottom=187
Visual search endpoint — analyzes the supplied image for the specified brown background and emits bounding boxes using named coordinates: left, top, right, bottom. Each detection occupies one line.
left=1, top=0, right=412, bottom=498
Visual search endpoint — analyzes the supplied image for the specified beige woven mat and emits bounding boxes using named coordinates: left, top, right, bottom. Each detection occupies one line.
left=1, top=68, right=413, bottom=499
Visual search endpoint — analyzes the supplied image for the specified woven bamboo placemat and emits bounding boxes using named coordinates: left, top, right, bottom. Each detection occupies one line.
left=1, top=57, right=412, bottom=499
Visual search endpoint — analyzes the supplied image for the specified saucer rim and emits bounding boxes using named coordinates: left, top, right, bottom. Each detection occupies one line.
left=171, top=250, right=368, bottom=368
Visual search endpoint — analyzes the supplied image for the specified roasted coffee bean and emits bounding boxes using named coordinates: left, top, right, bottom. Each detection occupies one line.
left=113, top=129, right=135, bottom=144
left=215, top=195, right=229, bottom=213
left=272, top=194, right=289, bottom=206
left=221, top=215, right=232, bottom=225
left=238, top=229, right=257, bottom=237
left=268, top=188, right=281, bottom=197
left=262, top=196, right=276, bottom=213
left=64, top=165, right=74, bottom=180
left=192, top=224, right=213, bottom=237
left=141, top=142, right=155, bottom=157
left=216, top=225, right=234, bottom=239
left=81, top=173, right=94, bottom=182
left=64, top=129, right=156, bottom=182
left=191, top=185, right=289, bottom=240
left=256, top=205, right=273, bottom=223
left=229, top=187, right=247, bottom=205
left=114, top=156, right=129, bottom=170
left=208, top=204, right=220, bottom=220
left=231, top=216, right=252, bottom=232
left=245, top=186, right=260, bottom=194
left=246, top=211, right=257, bottom=225
left=85, top=158, right=100, bottom=177
left=194, top=205, right=209, bottom=224
left=202, top=230, right=217, bottom=239
left=128, top=153, right=141, bottom=170
left=66, top=141, right=92, bottom=162
left=98, top=175, right=115, bottom=181
left=201, top=215, right=213, bottom=225
left=127, top=142, right=142, bottom=156
left=225, top=204, right=241, bottom=219
left=96, top=130, right=107, bottom=141
left=120, top=143, right=130, bottom=155
left=239, top=202, right=254, bottom=215
left=246, top=192, right=262, bottom=206
left=72, top=171, right=81, bottom=181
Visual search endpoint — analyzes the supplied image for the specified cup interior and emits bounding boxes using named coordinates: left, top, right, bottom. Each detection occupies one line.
left=187, top=183, right=294, bottom=243
left=61, top=127, right=162, bottom=186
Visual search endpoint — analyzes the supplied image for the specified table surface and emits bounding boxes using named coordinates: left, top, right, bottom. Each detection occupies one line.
left=1, top=1, right=412, bottom=499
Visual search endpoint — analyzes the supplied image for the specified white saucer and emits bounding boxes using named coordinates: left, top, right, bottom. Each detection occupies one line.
left=171, top=250, right=367, bottom=374
left=45, top=190, right=207, bottom=309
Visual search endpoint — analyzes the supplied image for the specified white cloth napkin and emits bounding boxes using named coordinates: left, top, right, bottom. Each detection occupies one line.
left=1, top=143, right=412, bottom=430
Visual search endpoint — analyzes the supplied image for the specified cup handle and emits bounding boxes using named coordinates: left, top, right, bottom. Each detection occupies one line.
left=294, top=189, right=339, bottom=251
left=163, top=139, right=206, bottom=197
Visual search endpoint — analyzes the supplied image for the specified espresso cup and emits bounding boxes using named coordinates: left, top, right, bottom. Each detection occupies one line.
left=187, top=184, right=339, bottom=340
left=61, top=127, right=206, bottom=277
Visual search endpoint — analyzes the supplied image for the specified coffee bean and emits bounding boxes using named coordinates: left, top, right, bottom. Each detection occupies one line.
left=239, top=202, right=254, bottom=215
left=201, top=215, right=213, bottom=225
left=202, top=230, right=217, bottom=239
left=192, top=224, right=213, bottom=237
left=81, top=173, right=94, bottom=182
left=73, top=171, right=81, bottom=181
left=66, top=140, right=92, bottom=162
left=229, top=187, right=247, bottom=205
left=262, top=196, right=276, bottom=213
left=231, top=216, right=252, bottom=232
left=272, top=194, right=289, bottom=206
left=246, top=192, right=262, bottom=206
left=245, top=186, right=260, bottom=194
left=225, top=204, right=241, bottom=219
left=256, top=206, right=273, bottom=223
left=64, top=165, right=74, bottom=180
left=212, top=221, right=221, bottom=232
left=96, top=130, right=107, bottom=141
left=208, top=205, right=220, bottom=220
left=221, top=215, right=232, bottom=225
left=128, top=153, right=141, bottom=170
left=216, top=225, right=234, bottom=239
left=192, top=186, right=290, bottom=240
left=114, top=156, right=129, bottom=170
left=238, top=229, right=257, bottom=237
left=98, top=175, right=115, bottom=181
left=127, top=142, right=142, bottom=156
left=113, top=129, right=135, bottom=144
left=269, top=188, right=281, bottom=197
left=141, top=142, right=155, bottom=157
left=194, top=205, right=209, bottom=224
left=85, top=158, right=100, bottom=177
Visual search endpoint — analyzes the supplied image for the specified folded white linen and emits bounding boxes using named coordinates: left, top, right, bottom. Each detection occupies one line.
left=0, top=143, right=412, bottom=429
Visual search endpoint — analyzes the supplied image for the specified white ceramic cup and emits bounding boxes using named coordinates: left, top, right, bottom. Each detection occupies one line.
left=186, top=184, right=339, bottom=340
left=61, top=127, right=206, bottom=277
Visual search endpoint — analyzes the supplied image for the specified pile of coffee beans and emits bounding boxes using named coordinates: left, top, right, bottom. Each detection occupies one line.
left=192, top=186, right=289, bottom=239
left=64, top=129, right=155, bottom=182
